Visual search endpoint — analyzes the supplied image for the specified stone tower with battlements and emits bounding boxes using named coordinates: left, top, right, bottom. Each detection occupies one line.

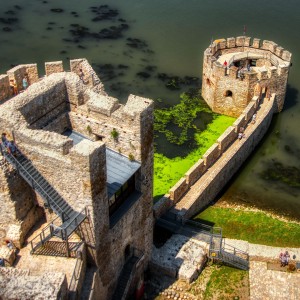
left=202, top=36, right=292, bottom=117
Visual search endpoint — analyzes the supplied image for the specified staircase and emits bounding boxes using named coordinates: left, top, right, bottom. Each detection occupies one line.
left=0, top=143, right=87, bottom=252
left=111, top=249, right=144, bottom=300
left=218, top=250, right=249, bottom=270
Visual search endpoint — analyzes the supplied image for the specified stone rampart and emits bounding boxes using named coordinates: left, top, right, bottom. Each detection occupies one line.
left=183, top=95, right=276, bottom=219
left=153, top=95, right=271, bottom=219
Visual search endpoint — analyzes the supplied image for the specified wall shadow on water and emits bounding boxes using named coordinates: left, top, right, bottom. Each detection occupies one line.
left=210, top=111, right=300, bottom=220
left=212, top=114, right=279, bottom=205
left=283, top=84, right=299, bottom=111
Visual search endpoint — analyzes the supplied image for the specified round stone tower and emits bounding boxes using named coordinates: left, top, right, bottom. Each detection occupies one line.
left=201, top=36, right=292, bottom=117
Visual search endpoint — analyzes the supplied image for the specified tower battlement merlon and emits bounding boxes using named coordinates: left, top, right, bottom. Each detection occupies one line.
left=207, top=36, right=292, bottom=63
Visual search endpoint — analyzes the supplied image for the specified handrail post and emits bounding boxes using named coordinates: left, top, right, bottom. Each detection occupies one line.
left=66, top=233, right=70, bottom=257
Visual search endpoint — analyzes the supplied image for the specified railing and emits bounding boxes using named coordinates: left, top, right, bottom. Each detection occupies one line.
left=54, top=207, right=88, bottom=240
left=29, top=215, right=61, bottom=254
left=68, top=245, right=85, bottom=300
left=221, top=240, right=249, bottom=261
left=184, top=219, right=222, bottom=236
left=0, top=143, right=68, bottom=221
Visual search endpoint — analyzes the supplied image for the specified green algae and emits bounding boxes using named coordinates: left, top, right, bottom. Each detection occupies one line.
left=153, top=93, right=235, bottom=200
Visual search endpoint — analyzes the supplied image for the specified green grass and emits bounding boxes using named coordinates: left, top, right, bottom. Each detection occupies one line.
left=204, top=265, right=248, bottom=299
left=153, top=114, right=235, bottom=200
left=194, top=206, right=300, bottom=247
left=188, top=264, right=248, bottom=299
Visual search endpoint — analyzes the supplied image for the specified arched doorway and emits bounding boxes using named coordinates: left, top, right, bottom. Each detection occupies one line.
left=124, top=244, right=131, bottom=261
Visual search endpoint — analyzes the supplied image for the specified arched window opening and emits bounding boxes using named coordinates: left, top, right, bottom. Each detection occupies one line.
left=225, top=90, right=233, bottom=97
left=206, top=78, right=211, bottom=86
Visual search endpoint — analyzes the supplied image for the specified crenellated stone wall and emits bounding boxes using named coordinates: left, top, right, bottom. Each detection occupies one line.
left=202, top=36, right=291, bottom=116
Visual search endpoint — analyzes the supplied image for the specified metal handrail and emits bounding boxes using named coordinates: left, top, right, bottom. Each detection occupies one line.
left=0, top=143, right=68, bottom=220
left=29, top=215, right=61, bottom=253
left=221, top=241, right=249, bottom=260
left=54, top=207, right=87, bottom=240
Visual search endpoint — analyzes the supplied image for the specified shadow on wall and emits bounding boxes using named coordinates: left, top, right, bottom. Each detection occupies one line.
left=283, top=84, right=298, bottom=111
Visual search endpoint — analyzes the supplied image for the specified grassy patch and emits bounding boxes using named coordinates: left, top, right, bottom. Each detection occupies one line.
left=194, top=206, right=300, bottom=247
left=153, top=93, right=235, bottom=200
left=188, top=264, right=249, bottom=300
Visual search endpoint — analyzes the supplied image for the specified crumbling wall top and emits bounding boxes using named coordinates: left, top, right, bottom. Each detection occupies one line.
left=123, top=94, right=153, bottom=117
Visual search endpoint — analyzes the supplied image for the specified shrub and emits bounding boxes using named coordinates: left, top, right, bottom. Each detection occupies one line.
left=86, top=125, right=92, bottom=133
left=111, top=128, right=119, bottom=140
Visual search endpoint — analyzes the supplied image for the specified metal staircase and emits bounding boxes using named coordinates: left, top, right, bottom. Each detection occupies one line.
left=156, top=214, right=249, bottom=270
left=0, top=143, right=87, bottom=255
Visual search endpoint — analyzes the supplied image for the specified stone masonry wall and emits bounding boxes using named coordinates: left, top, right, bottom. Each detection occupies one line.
left=0, top=74, right=11, bottom=102
left=45, top=61, right=64, bottom=76
left=94, top=98, right=154, bottom=298
left=0, top=157, right=42, bottom=247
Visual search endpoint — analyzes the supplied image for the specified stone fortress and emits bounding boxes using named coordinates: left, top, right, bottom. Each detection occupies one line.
left=0, top=59, right=153, bottom=299
left=0, top=36, right=292, bottom=300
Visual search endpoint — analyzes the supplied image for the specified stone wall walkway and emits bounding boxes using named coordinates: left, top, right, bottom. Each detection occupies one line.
left=173, top=97, right=273, bottom=217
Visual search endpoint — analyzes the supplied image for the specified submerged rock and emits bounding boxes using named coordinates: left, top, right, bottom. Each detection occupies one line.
left=2, top=27, right=12, bottom=32
left=50, top=8, right=64, bottom=13
left=90, top=5, right=119, bottom=21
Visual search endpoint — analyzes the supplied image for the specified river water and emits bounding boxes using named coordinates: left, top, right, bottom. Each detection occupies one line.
left=0, top=0, right=299, bottom=219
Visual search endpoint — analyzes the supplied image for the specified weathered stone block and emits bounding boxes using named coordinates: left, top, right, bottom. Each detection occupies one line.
left=45, top=61, right=63, bottom=76
left=170, top=178, right=188, bottom=202
left=185, top=159, right=206, bottom=186
left=217, top=126, right=237, bottom=152
left=203, top=143, right=221, bottom=168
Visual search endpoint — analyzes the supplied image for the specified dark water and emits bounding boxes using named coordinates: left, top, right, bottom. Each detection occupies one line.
left=1, top=0, right=299, bottom=219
